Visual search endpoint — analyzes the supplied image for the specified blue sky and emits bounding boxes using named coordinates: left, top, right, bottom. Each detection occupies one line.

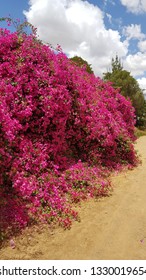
left=0, top=0, right=28, bottom=23
left=1, top=0, right=146, bottom=95
left=0, top=0, right=29, bottom=32
left=91, top=0, right=146, bottom=30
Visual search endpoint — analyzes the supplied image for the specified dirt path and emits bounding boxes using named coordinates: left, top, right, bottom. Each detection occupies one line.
left=1, top=136, right=146, bottom=260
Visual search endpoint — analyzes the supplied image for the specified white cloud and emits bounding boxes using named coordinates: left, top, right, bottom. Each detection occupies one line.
left=24, top=0, right=128, bottom=77
left=137, top=77, right=146, bottom=89
left=124, top=52, right=146, bottom=76
left=120, top=0, right=146, bottom=14
left=106, top=13, right=112, bottom=24
left=23, top=0, right=146, bottom=81
left=123, top=24, right=145, bottom=40
left=120, top=24, right=146, bottom=79
left=104, top=0, right=115, bottom=6
left=137, top=77, right=146, bottom=97
left=138, top=40, right=146, bottom=52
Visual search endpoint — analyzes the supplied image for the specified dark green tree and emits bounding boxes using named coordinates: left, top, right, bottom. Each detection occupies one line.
left=111, top=55, right=123, bottom=72
left=103, top=55, right=146, bottom=128
left=70, top=56, right=93, bottom=74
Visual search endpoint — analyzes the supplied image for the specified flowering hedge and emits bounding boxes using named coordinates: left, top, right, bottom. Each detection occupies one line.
left=0, top=27, right=138, bottom=238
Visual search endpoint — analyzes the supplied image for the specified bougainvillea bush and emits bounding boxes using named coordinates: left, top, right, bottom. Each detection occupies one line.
left=0, top=27, right=138, bottom=239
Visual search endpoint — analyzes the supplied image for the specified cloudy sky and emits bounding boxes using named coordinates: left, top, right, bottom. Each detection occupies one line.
left=1, top=0, right=146, bottom=96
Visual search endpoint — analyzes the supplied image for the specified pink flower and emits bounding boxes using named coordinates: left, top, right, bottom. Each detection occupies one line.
left=10, top=239, right=15, bottom=249
left=0, top=23, right=138, bottom=237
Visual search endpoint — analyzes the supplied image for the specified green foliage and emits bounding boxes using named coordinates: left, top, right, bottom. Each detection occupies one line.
left=103, top=55, right=146, bottom=128
left=111, top=55, right=123, bottom=72
left=70, top=56, right=93, bottom=74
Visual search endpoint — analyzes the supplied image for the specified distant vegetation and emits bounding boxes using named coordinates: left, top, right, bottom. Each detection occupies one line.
left=103, top=55, right=146, bottom=129
left=70, top=56, right=93, bottom=74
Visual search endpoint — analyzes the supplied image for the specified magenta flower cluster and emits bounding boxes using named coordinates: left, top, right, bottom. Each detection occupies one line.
left=0, top=28, right=138, bottom=236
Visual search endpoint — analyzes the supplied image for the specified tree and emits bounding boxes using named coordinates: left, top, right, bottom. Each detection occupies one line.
left=111, top=55, right=123, bottom=72
left=103, top=55, right=146, bottom=128
left=70, top=56, right=93, bottom=74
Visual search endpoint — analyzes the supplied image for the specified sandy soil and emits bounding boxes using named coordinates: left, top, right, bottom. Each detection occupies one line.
left=1, top=136, right=146, bottom=260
